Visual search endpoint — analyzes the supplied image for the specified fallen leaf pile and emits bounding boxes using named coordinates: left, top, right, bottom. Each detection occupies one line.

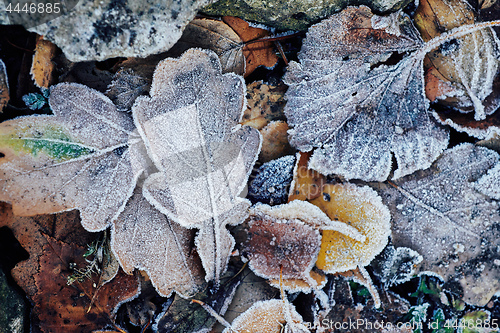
left=1, top=3, right=500, bottom=332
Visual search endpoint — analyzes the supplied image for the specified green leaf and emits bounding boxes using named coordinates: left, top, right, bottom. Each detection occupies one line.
left=0, top=124, right=95, bottom=161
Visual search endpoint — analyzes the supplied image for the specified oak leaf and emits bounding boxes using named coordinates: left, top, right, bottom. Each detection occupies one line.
left=132, top=48, right=261, bottom=283
left=284, top=6, right=449, bottom=181
left=375, top=143, right=500, bottom=306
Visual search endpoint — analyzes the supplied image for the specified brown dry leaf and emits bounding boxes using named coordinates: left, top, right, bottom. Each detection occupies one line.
left=375, top=143, right=500, bottom=306
left=30, top=35, right=57, bottom=89
left=259, top=120, right=294, bottom=162
left=34, top=235, right=139, bottom=333
left=0, top=202, right=94, bottom=297
left=222, top=16, right=279, bottom=77
left=0, top=59, right=8, bottom=112
left=0, top=203, right=138, bottom=332
left=176, top=17, right=278, bottom=77
left=284, top=6, right=449, bottom=182
left=288, top=152, right=326, bottom=202
left=415, top=0, right=500, bottom=121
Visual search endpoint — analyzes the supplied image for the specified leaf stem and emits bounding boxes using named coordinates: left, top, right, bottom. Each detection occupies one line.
left=421, top=20, right=500, bottom=56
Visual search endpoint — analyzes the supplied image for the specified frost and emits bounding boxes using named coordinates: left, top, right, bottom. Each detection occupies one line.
left=474, top=162, right=500, bottom=199
left=132, top=49, right=261, bottom=283
left=283, top=6, right=450, bottom=181
left=0, top=83, right=141, bottom=231
left=371, top=245, right=423, bottom=287
left=376, top=143, right=500, bottom=306
left=310, top=183, right=391, bottom=273
left=222, top=299, right=309, bottom=333
left=248, top=155, right=295, bottom=205
left=112, top=187, right=204, bottom=297
left=244, top=209, right=323, bottom=291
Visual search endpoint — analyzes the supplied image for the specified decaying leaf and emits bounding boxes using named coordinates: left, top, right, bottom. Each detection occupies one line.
left=375, top=143, right=500, bottom=306
left=35, top=235, right=139, bottom=333
left=218, top=266, right=277, bottom=328
left=248, top=155, right=296, bottom=205
left=284, top=6, right=449, bottom=181
left=0, top=202, right=94, bottom=298
left=288, top=152, right=326, bottom=202
left=0, top=59, right=8, bottom=112
left=222, top=299, right=309, bottom=333
left=0, top=82, right=144, bottom=232
left=415, top=0, right=500, bottom=121
left=175, top=17, right=278, bottom=77
left=242, top=81, right=287, bottom=130
left=132, top=49, right=261, bottom=283
left=112, top=187, right=204, bottom=297
left=310, top=183, right=391, bottom=274
left=30, top=36, right=57, bottom=89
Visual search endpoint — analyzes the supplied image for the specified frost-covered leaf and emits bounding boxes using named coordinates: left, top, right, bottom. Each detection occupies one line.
left=0, top=83, right=143, bottom=232
left=474, top=163, right=500, bottom=199
left=0, top=59, right=8, bottom=112
left=106, top=69, right=150, bottom=112
left=222, top=299, right=309, bottom=333
left=248, top=155, right=295, bottom=205
left=284, top=6, right=449, bottom=181
left=415, top=0, right=500, bottom=121
left=370, top=244, right=423, bottom=287
left=245, top=200, right=365, bottom=292
left=244, top=204, right=323, bottom=292
left=22, top=89, right=49, bottom=111
left=132, top=49, right=261, bottom=283
left=112, top=187, right=204, bottom=297
left=310, top=183, right=391, bottom=273
left=375, top=143, right=500, bottom=306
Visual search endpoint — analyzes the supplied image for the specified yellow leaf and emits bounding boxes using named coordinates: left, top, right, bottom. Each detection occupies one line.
left=310, top=183, right=391, bottom=273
